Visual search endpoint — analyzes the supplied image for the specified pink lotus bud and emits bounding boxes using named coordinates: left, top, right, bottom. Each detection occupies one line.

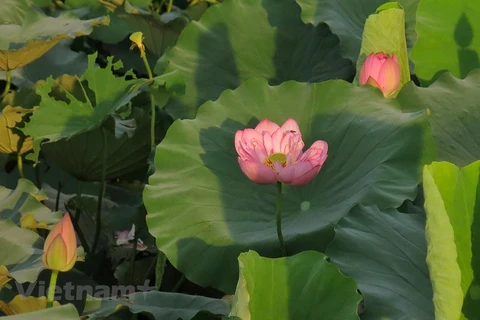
left=235, top=118, right=328, bottom=186
left=359, top=52, right=400, bottom=97
left=42, top=213, right=78, bottom=272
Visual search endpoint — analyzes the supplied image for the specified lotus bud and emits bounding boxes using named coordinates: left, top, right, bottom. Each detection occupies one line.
left=42, top=213, right=77, bottom=272
left=359, top=52, right=400, bottom=97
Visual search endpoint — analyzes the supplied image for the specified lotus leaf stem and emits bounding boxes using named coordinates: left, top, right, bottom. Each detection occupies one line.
left=134, top=38, right=156, bottom=150
left=91, top=127, right=107, bottom=256
left=139, top=53, right=156, bottom=150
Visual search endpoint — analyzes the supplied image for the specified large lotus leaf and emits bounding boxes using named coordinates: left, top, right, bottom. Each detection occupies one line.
left=295, top=0, right=418, bottom=63
left=156, top=0, right=354, bottom=119
left=0, top=0, right=109, bottom=71
left=83, top=291, right=230, bottom=320
left=326, top=205, right=434, bottom=319
left=20, top=52, right=149, bottom=162
left=423, top=161, right=480, bottom=319
left=143, top=78, right=434, bottom=292
left=0, top=178, right=61, bottom=227
left=397, top=70, right=480, bottom=167
left=2, top=303, right=79, bottom=320
left=0, top=219, right=44, bottom=283
left=41, top=107, right=172, bottom=181
left=411, top=0, right=480, bottom=85
left=230, top=250, right=361, bottom=320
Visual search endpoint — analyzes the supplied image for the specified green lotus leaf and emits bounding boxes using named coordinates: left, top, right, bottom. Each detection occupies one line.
left=41, top=107, right=172, bottom=181
left=156, top=0, right=354, bottom=119
left=326, top=205, right=434, bottom=319
left=230, top=250, right=361, bottom=320
left=20, top=52, right=149, bottom=162
left=397, top=69, right=480, bottom=167
left=0, top=178, right=61, bottom=227
left=83, top=291, right=230, bottom=320
left=0, top=219, right=44, bottom=283
left=411, top=0, right=480, bottom=85
left=295, top=0, right=418, bottom=63
left=423, top=161, right=480, bottom=319
left=144, top=78, right=434, bottom=292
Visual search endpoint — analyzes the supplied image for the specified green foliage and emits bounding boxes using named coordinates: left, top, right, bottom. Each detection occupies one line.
left=83, top=291, right=231, bottom=319
left=1, top=0, right=479, bottom=318
left=411, top=0, right=480, bottom=85
left=0, top=178, right=61, bottom=226
left=423, top=161, right=480, bottom=319
left=41, top=107, right=172, bottom=181
left=230, top=250, right=361, bottom=320
left=0, top=219, right=44, bottom=284
left=21, top=52, right=147, bottom=161
left=398, top=69, right=480, bottom=167
left=144, top=77, right=434, bottom=292
left=327, top=205, right=434, bottom=319
left=156, top=0, right=354, bottom=118
left=295, top=0, right=419, bottom=63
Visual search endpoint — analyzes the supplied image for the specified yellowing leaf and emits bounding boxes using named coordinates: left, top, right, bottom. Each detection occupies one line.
left=0, top=295, right=60, bottom=315
left=0, top=265, right=11, bottom=288
left=0, top=106, right=35, bottom=155
left=20, top=214, right=50, bottom=232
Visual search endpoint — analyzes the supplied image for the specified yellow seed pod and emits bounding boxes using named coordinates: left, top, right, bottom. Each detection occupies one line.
left=129, top=32, right=145, bottom=55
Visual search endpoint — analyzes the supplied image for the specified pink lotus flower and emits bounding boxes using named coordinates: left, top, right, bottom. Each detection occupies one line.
left=359, top=52, right=400, bottom=97
left=235, top=118, right=328, bottom=186
left=114, top=224, right=147, bottom=251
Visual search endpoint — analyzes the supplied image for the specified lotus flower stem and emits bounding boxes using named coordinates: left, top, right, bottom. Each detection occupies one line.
left=16, top=154, right=24, bottom=178
left=55, top=181, right=62, bottom=211
left=276, top=182, right=287, bottom=256
left=172, top=274, right=186, bottom=292
left=46, top=269, right=59, bottom=308
left=167, top=0, right=173, bottom=12
left=74, top=181, right=82, bottom=225
left=91, top=127, right=107, bottom=256
left=1, top=70, right=11, bottom=99
left=70, top=181, right=90, bottom=253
